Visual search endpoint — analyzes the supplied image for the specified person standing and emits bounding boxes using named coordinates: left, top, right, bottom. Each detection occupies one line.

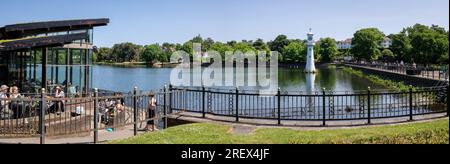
left=143, top=96, right=158, bottom=132
left=54, top=86, right=65, bottom=115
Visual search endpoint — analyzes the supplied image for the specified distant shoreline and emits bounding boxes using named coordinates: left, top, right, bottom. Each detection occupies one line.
left=94, top=61, right=335, bottom=68
left=94, top=62, right=179, bottom=68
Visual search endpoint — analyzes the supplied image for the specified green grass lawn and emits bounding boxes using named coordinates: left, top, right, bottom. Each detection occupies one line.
left=110, top=119, right=449, bottom=144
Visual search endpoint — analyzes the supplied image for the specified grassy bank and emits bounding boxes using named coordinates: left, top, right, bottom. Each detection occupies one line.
left=110, top=118, right=449, bottom=144
left=342, top=67, right=415, bottom=92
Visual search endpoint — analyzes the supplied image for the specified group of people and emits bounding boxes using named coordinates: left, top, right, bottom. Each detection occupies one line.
left=98, top=93, right=126, bottom=125
left=1, top=85, right=25, bottom=119
left=2, top=83, right=159, bottom=132
left=0, top=84, right=66, bottom=119
left=97, top=92, right=158, bottom=132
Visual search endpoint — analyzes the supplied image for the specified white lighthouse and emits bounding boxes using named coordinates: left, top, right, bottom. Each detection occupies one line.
left=305, top=28, right=316, bottom=73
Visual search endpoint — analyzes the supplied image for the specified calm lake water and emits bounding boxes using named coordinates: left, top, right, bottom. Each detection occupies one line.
left=91, top=65, right=385, bottom=92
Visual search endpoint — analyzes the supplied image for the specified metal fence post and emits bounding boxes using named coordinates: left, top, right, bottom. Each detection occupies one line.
left=322, top=88, right=326, bottom=126
left=39, top=88, right=46, bottom=144
left=169, top=84, right=173, bottom=114
left=447, top=86, right=449, bottom=117
left=93, top=88, right=99, bottom=144
left=202, top=85, right=206, bottom=118
left=163, top=85, right=168, bottom=129
left=409, top=86, right=413, bottom=121
left=277, top=88, right=281, bottom=125
left=367, top=87, right=371, bottom=125
left=235, top=87, right=239, bottom=122
left=133, top=87, right=138, bottom=136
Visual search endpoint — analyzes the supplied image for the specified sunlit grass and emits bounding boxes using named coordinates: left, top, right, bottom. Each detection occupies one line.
left=110, top=118, right=449, bottom=144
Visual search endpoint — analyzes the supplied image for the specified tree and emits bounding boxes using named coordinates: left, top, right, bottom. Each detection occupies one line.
left=351, top=28, right=385, bottom=61
left=233, top=42, right=257, bottom=53
left=318, top=38, right=338, bottom=62
left=203, top=37, right=215, bottom=51
left=227, top=40, right=237, bottom=47
left=210, top=42, right=233, bottom=60
left=390, top=30, right=411, bottom=62
left=282, top=41, right=306, bottom=62
left=161, top=43, right=176, bottom=62
left=381, top=49, right=395, bottom=62
left=141, top=44, right=163, bottom=63
left=253, top=38, right=270, bottom=51
left=93, top=47, right=112, bottom=62
left=406, top=24, right=448, bottom=65
left=268, top=35, right=291, bottom=54
left=111, top=42, right=142, bottom=62
left=191, top=35, right=203, bottom=43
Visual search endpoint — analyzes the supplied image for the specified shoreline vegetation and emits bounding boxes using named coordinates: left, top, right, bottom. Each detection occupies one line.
left=342, top=66, right=416, bottom=92
left=110, top=118, right=449, bottom=144
left=95, top=61, right=179, bottom=68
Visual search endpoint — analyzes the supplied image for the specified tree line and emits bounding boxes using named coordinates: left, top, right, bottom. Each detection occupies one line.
left=94, top=23, right=448, bottom=65
left=351, top=24, right=448, bottom=65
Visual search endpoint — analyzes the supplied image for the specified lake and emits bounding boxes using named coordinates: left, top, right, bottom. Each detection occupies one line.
left=91, top=65, right=385, bottom=92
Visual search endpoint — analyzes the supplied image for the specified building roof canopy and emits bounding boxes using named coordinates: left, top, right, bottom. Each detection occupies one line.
left=0, top=18, right=109, bottom=40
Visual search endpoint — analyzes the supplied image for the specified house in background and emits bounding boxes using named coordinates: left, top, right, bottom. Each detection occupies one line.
left=337, top=38, right=353, bottom=50
left=381, top=37, right=392, bottom=48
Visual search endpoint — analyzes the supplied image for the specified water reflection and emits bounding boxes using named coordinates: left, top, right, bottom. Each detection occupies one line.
left=87, top=65, right=388, bottom=92
left=305, top=73, right=316, bottom=110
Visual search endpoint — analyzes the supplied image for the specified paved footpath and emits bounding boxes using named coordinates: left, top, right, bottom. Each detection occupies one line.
left=0, top=125, right=141, bottom=144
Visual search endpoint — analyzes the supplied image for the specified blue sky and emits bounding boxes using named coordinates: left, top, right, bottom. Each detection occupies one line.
left=1, top=0, right=448, bottom=47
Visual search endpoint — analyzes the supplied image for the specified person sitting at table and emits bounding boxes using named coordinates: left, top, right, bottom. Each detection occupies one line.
left=67, top=83, right=76, bottom=98
left=9, top=86, right=24, bottom=119
left=50, top=86, right=65, bottom=115
left=1, top=85, right=10, bottom=111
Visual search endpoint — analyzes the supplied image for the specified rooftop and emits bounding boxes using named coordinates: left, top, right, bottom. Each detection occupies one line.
left=0, top=18, right=109, bottom=40
left=0, top=18, right=109, bottom=52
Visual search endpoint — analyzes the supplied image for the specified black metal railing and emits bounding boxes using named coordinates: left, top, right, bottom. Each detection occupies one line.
left=343, top=61, right=449, bottom=81
left=169, top=85, right=448, bottom=126
left=0, top=87, right=171, bottom=144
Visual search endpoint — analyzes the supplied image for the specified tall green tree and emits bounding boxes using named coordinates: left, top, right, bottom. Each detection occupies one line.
left=253, top=38, right=270, bottom=51
left=318, top=38, right=338, bottom=62
left=351, top=28, right=385, bottom=61
left=111, top=42, right=142, bottom=62
left=210, top=42, right=233, bottom=60
left=390, top=30, right=412, bottom=62
left=268, top=35, right=291, bottom=54
left=203, top=37, right=215, bottom=51
left=94, top=47, right=112, bottom=62
left=381, top=49, right=395, bottom=62
left=282, top=41, right=306, bottom=62
left=407, top=24, right=448, bottom=65
left=141, top=44, right=163, bottom=63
